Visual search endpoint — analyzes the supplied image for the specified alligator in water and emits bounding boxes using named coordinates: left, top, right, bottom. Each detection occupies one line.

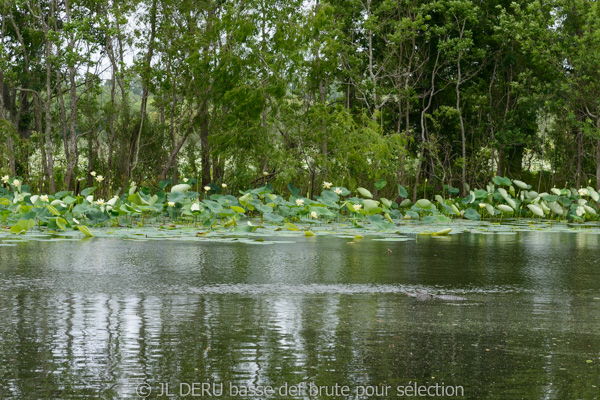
left=407, top=290, right=467, bottom=301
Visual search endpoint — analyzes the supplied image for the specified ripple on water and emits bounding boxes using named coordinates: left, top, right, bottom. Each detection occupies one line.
left=1, top=234, right=600, bottom=399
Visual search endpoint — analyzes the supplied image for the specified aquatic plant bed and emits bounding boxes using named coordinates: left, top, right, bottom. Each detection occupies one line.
left=2, top=176, right=600, bottom=238
left=4, top=218, right=600, bottom=244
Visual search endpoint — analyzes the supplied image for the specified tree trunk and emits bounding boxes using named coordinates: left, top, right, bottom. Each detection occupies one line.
left=576, top=130, right=582, bottom=188
left=58, top=0, right=80, bottom=190
left=488, top=60, right=497, bottom=180
left=200, top=121, right=211, bottom=187
left=107, top=42, right=116, bottom=196
left=160, top=133, right=190, bottom=180
left=0, top=65, right=16, bottom=176
left=35, top=94, right=49, bottom=190
left=413, top=52, right=439, bottom=201
left=212, top=155, right=223, bottom=183
left=56, top=76, right=70, bottom=171
left=412, top=147, right=425, bottom=202
left=8, top=7, right=33, bottom=177
left=130, top=0, right=157, bottom=178
left=160, top=102, right=204, bottom=180
left=87, top=134, right=94, bottom=187
left=399, top=42, right=414, bottom=187
left=457, top=54, right=467, bottom=195
left=44, top=33, right=56, bottom=193
left=6, top=133, right=16, bottom=176
left=320, top=78, right=327, bottom=177
left=64, top=62, right=79, bottom=190
left=596, top=138, right=600, bottom=191
left=497, top=148, right=504, bottom=176
left=105, top=17, right=128, bottom=192
left=397, top=99, right=406, bottom=185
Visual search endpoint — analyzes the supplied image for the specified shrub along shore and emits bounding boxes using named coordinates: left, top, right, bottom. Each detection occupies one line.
left=1, top=174, right=599, bottom=237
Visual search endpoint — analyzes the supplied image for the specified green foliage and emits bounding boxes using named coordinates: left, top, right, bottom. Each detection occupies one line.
left=2, top=0, right=600, bottom=199
left=3, top=175, right=598, bottom=239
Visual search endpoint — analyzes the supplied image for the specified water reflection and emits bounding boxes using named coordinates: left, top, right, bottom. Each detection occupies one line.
left=0, top=233, right=599, bottom=399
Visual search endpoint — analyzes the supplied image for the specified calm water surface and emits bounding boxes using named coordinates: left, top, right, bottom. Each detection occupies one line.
left=0, top=232, right=599, bottom=399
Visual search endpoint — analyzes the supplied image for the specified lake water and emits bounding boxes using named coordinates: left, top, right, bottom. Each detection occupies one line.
left=0, top=232, right=599, bottom=399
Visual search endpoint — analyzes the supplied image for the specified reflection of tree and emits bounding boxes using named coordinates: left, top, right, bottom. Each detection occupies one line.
left=1, top=237, right=599, bottom=399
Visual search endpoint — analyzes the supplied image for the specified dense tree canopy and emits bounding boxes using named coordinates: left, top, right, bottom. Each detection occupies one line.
left=1, top=0, right=600, bottom=200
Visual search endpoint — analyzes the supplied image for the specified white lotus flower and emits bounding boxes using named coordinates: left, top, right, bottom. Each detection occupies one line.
left=1, top=175, right=8, bottom=183
left=72, top=218, right=80, bottom=225
left=183, top=178, right=189, bottom=183
left=131, top=181, right=136, bottom=187
left=96, top=175, right=104, bottom=183
left=334, top=187, right=343, bottom=195
left=96, top=199, right=104, bottom=206
left=90, top=171, right=97, bottom=177
left=13, top=179, right=20, bottom=187
left=168, top=201, right=175, bottom=207
left=576, top=206, right=586, bottom=217
left=191, top=203, right=201, bottom=211
left=221, top=183, right=227, bottom=188
left=578, top=188, right=588, bottom=196
left=353, top=204, right=362, bottom=211
left=311, top=211, right=318, bottom=218
left=296, top=199, right=304, bottom=206
left=322, top=181, right=333, bottom=189
left=40, top=195, right=49, bottom=202
left=479, top=203, right=486, bottom=209
left=204, top=186, right=211, bottom=191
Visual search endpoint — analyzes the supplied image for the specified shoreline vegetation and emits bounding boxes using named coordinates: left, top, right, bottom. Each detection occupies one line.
left=2, top=174, right=600, bottom=238
left=3, top=1, right=600, bottom=207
